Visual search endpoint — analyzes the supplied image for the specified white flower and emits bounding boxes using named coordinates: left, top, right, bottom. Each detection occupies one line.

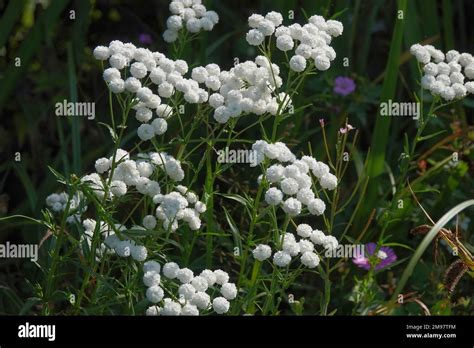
left=282, top=197, right=302, bottom=216
left=143, top=271, right=161, bottom=287
left=110, top=180, right=127, bottom=197
left=299, top=240, right=314, bottom=254
left=145, top=305, right=160, bottom=316
left=108, top=79, right=125, bottom=93
left=137, top=124, right=155, bottom=141
left=248, top=14, right=264, bottom=28
left=146, top=285, right=164, bottom=303
left=178, top=283, right=196, bottom=300
left=296, top=224, right=312, bottom=238
left=289, top=55, right=307, bottom=72
left=265, top=11, right=283, bottom=27
left=296, top=188, right=315, bottom=205
left=273, top=250, right=292, bottom=267
left=142, top=215, right=157, bottom=229
left=131, top=245, right=148, bottom=261
left=181, top=304, right=199, bottom=316
left=280, top=178, right=299, bottom=195
left=95, top=157, right=111, bottom=174
left=93, top=46, right=110, bottom=60
left=199, top=269, right=217, bottom=287
left=252, top=244, right=272, bottom=261
left=214, top=269, right=229, bottom=285
left=143, top=260, right=161, bottom=273
left=301, top=251, right=320, bottom=268
left=190, top=291, right=211, bottom=309
left=310, top=229, right=326, bottom=245
left=265, top=187, right=283, bottom=206
left=212, top=297, right=230, bottom=314
left=220, top=282, right=238, bottom=300
left=314, top=54, right=330, bottom=71
left=246, top=29, right=265, bottom=46
left=191, top=276, right=209, bottom=292
left=151, top=118, right=168, bottom=135
left=130, top=62, right=148, bottom=79
left=276, top=35, right=294, bottom=51
left=163, top=262, right=180, bottom=279
left=307, top=198, right=326, bottom=215
left=322, top=235, right=339, bottom=251
left=161, top=298, right=181, bottom=316
left=177, top=268, right=194, bottom=284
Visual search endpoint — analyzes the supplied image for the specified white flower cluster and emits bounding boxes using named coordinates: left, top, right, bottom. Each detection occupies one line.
left=82, top=149, right=186, bottom=202
left=246, top=12, right=343, bottom=72
left=189, top=56, right=290, bottom=124
left=81, top=219, right=148, bottom=262
left=251, top=140, right=337, bottom=217
left=143, top=261, right=235, bottom=315
left=154, top=185, right=206, bottom=232
left=93, top=40, right=211, bottom=141
left=45, top=191, right=86, bottom=223
left=163, top=0, right=219, bottom=43
left=411, top=44, right=474, bottom=101
left=253, top=223, right=338, bottom=268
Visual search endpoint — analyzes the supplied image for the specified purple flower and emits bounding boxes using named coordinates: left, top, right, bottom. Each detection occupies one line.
left=353, top=243, right=397, bottom=271
left=333, top=76, right=356, bottom=96
left=138, top=33, right=153, bottom=45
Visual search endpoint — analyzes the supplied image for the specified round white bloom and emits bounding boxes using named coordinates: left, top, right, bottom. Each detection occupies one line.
left=275, top=26, right=291, bottom=37
left=276, top=35, right=294, bottom=52
left=289, top=55, right=307, bottom=72
left=177, top=268, right=194, bottom=284
left=421, top=75, right=436, bottom=89
left=186, top=18, right=202, bottom=33
left=265, top=11, right=283, bottom=26
left=440, top=86, right=455, bottom=101
left=437, top=62, right=450, bottom=75
left=280, top=178, right=299, bottom=195
left=320, top=173, right=338, bottom=190
left=452, top=83, right=467, bottom=98
left=158, top=82, right=174, bottom=98
left=142, top=215, right=157, bottom=230
left=181, top=304, right=199, bottom=316
left=282, top=197, right=302, bottom=216
left=93, top=46, right=110, bottom=60
left=246, top=29, right=265, bottom=46
left=156, top=104, right=173, bottom=119
left=150, top=67, right=167, bottom=85
left=248, top=14, right=265, bottom=28
left=167, top=15, right=183, bottom=30
left=326, top=19, right=343, bottom=37
left=108, top=78, right=125, bottom=93
left=143, top=270, right=161, bottom=287
left=135, top=107, right=153, bottom=123
left=199, top=269, right=217, bottom=287
left=146, top=285, right=164, bottom=303
left=296, top=224, right=312, bottom=238
left=310, top=229, right=326, bottom=245
left=130, top=62, right=148, bottom=79
left=109, top=53, right=128, bottom=70
left=103, top=68, right=120, bottom=83
left=145, top=305, right=160, bottom=316
left=163, top=29, right=179, bottom=43
left=220, top=282, right=237, bottom=300
left=212, top=297, right=230, bottom=314
left=192, top=66, right=209, bottom=83
left=299, top=239, right=314, bottom=254
left=322, top=235, right=339, bottom=251
left=307, top=198, right=326, bottom=215
left=282, top=238, right=300, bottom=257
left=194, top=201, right=206, bottom=213
left=465, top=81, right=474, bottom=93
left=178, top=283, right=196, bottom=300
left=273, top=250, right=292, bottom=267
left=465, top=64, right=474, bottom=79
left=300, top=251, right=320, bottom=268
left=314, top=55, right=330, bottom=71
left=110, top=180, right=127, bottom=197
left=190, top=291, right=211, bottom=310
left=137, top=87, right=153, bottom=102
left=209, top=93, right=224, bottom=108
left=258, top=19, right=275, bottom=36
left=423, top=62, right=438, bottom=76
left=296, top=188, right=315, bottom=205
left=252, top=244, right=272, bottom=261
left=266, top=164, right=285, bottom=183
left=151, top=118, right=168, bottom=135
left=191, top=276, right=209, bottom=292
left=213, top=106, right=230, bottom=124
left=131, top=245, right=148, bottom=261
left=163, top=262, right=180, bottom=279
left=265, top=187, right=283, bottom=206
left=144, top=260, right=161, bottom=273
left=137, top=124, right=155, bottom=141
left=214, top=269, right=229, bottom=285
left=161, top=299, right=182, bottom=316
left=95, top=157, right=111, bottom=174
